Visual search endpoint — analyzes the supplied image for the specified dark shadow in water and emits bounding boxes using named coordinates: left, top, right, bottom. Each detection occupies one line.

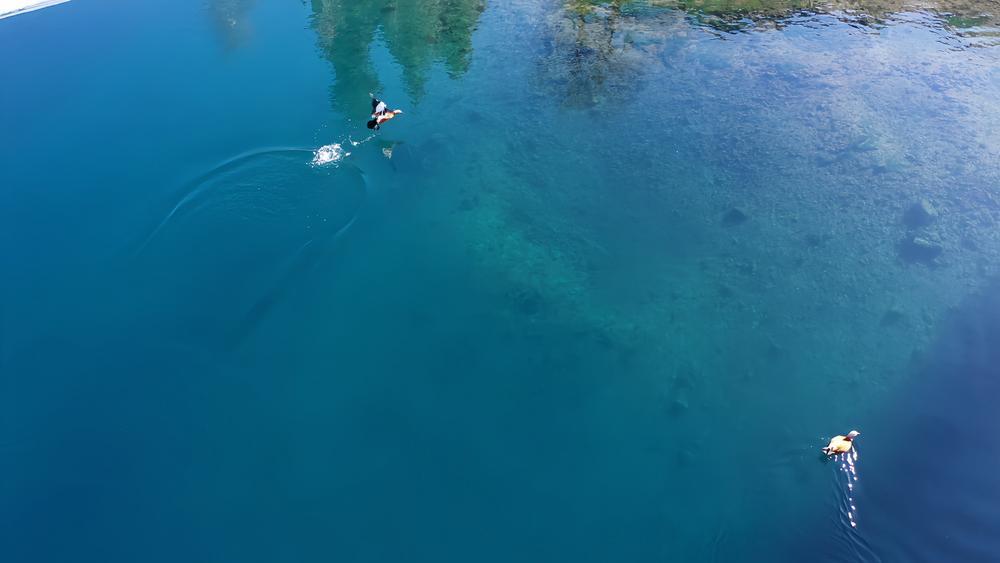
left=309, top=0, right=486, bottom=113
left=782, top=279, right=1000, bottom=561
left=864, top=280, right=1000, bottom=561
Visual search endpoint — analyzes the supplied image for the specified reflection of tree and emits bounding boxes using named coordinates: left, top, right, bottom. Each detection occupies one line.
left=544, top=0, right=997, bottom=106
left=543, top=2, right=661, bottom=107
left=209, top=0, right=255, bottom=49
left=310, top=0, right=486, bottom=113
left=562, top=3, right=627, bottom=107
left=567, top=0, right=998, bottom=29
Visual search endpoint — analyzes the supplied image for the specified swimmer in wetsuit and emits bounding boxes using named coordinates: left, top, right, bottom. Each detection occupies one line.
left=367, top=94, right=403, bottom=130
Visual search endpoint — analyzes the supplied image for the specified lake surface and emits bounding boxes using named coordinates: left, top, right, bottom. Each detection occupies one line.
left=2, top=0, right=999, bottom=561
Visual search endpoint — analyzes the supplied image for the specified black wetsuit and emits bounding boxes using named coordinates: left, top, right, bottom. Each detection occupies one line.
left=370, top=98, right=389, bottom=130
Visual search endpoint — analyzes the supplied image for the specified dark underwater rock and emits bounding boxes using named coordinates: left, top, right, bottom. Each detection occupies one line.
left=669, top=397, right=689, bottom=415
left=457, top=196, right=478, bottom=212
left=766, top=335, right=784, bottom=359
left=903, top=199, right=938, bottom=228
left=899, top=234, right=943, bottom=263
left=507, top=287, right=543, bottom=316
left=717, top=283, right=735, bottom=298
left=722, top=207, right=748, bottom=226
left=880, top=308, right=906, bottom=327
left=804, top=233, right=832, bottom=248
left=676, top=448, right=696, bottom=467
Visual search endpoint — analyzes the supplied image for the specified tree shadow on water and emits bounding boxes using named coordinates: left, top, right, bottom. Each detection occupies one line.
left=309, top=0, right=486, bottom=115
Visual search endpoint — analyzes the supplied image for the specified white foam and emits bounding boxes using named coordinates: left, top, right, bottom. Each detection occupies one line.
left=311, top=133, right=376, bottom=166
left=311, top=143, right=349, bottom=166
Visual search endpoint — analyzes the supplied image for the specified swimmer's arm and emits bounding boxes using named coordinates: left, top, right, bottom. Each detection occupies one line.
left=376, top=111, right=403, bottom=124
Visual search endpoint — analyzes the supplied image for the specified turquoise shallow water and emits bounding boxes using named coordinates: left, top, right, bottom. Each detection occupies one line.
left=2, top=0, right=1000, bottom=561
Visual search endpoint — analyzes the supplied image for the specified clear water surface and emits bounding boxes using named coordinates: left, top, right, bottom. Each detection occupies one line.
left=2, top=0, right=999, bottom=561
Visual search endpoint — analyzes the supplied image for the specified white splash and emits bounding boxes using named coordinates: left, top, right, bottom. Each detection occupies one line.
left=311, top=133, right=376, bottom=167
left=312, top=143, right=349, bottom=166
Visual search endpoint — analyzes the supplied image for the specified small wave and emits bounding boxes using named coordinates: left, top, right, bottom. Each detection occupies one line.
left=135, top=146, right=312, bottom=255
left=131, top=145, right=369, bottom=351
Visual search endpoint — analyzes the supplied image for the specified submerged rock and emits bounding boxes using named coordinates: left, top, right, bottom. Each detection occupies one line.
left=881, top=308, right=906, bottom=327
left=804, top=233, right=828, bottom=248
left=899, top=234, right=944, bottom=263
left=766, top=335, right=784, bottom=359
left=507, top=287, right=543, bottom=316
left=722, top=207, right=748, bottom=226
left=669, top=397, right=689, bottom=415
left=672, top=364, right=698, bottom=390
left=458, top=196, right=479, bottom=212
left=904, top=199, right=938, bottom=228
left=717, top=283, right=735, bottom=298
left=676, top=448, right=697, bottom=467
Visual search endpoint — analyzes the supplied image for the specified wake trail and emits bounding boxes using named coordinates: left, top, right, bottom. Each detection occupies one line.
left=136, top=134, right=373, bottom=255
left=135, top=146, right=313, bottom=256
left=224, top=205, right=364, bottom=351
left=833, top=448, right=882, bottom=562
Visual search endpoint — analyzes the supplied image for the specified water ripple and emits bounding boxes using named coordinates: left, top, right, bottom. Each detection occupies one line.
left=134, top=146, right=369, bottom=349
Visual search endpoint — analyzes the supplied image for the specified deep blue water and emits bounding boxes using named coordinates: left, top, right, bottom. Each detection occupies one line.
left=2, top=0, right=1000, bottom=561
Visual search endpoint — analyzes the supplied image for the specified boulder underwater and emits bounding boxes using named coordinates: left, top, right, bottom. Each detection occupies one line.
left=903, top=199, right=938, bottom=229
